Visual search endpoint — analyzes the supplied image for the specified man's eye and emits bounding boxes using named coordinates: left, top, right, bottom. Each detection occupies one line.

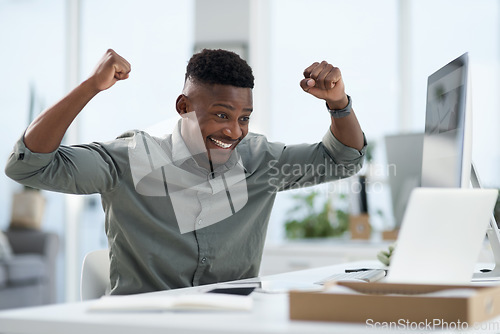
left=240, top=116, right=251, bottom=122
left=216, top=113, right=228, bottom=119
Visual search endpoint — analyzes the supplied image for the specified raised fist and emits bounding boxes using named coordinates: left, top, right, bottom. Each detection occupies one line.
left=300, top=61, right=348, bottom=110
left=88, top=49, right=131, bottom=92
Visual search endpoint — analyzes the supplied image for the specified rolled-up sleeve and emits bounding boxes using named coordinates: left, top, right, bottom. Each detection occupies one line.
left=260, top=128, right=367, bottom=193
left=7, top=136, right=57, bottom=170
left=321, top=128, right=367, bottom=166
left=5, top=135, right=122, bottom=194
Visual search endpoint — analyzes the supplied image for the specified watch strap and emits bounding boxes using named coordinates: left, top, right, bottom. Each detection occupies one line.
left=327, top=95, right=352, bottom=119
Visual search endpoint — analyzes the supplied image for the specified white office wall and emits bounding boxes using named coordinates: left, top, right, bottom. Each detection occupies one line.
left=0, top=0, right=68, bottom=303
left=264, top=0, right=500, bottom=241
left=0, top=0, right=66, bottom=231
left=265, top=0, right=399, bottom=240
left=409, top=0, right=500, bottom=189
left=78, top=0, right=195, bottom=144
left=266, top=0, right=399, bottom=144
left=195, top=0, right=250, bottom=45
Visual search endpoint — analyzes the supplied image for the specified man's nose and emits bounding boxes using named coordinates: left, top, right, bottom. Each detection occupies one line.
left=222, top=120, right=243, bottom=139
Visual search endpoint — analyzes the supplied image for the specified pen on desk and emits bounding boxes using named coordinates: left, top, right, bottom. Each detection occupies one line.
left=345, top=268, right=371, bottom=273
left=345, top=268, right=388, bottom=276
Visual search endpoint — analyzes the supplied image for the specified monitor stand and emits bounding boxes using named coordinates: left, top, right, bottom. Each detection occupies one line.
left=471, top=163, right=500, bottom=281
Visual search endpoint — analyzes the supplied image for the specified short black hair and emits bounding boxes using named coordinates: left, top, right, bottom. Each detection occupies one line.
left=185, top=49, right=254, bottom=89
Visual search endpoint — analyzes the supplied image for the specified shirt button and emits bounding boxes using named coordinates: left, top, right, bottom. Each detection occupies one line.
left=198, top=219, right=202, bottom=225
left=201, top=257, right=207, bottom=264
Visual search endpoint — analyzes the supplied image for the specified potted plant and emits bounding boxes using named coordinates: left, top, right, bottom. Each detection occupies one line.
left=284, top=190, right=349, bottom=239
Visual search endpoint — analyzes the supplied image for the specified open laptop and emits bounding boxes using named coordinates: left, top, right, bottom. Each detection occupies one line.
left=385, top=187, right=498, bottom=284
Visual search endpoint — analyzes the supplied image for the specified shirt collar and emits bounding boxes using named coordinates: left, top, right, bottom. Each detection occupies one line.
left=171, top=119, right=195, bottom=166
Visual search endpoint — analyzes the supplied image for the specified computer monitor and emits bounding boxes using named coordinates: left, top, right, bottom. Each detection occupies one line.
left=421, top=53, right=472, bottom=189
left=420, top=53, right=500, bottom=280
left=385, top=132, right=424, bottom=227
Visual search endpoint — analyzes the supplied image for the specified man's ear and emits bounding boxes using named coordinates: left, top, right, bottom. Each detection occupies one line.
left=176, top=94, right=188, bottom=115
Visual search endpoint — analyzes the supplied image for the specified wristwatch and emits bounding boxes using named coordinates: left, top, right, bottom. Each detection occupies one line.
left=327, top=95, right=352, bottom=119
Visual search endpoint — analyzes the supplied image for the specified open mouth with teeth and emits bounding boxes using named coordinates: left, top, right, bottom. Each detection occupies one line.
left=209, top=136, right=234, bottom=149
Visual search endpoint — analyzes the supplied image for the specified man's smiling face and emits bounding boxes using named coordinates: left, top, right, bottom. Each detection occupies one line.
left=176, top=78, right=253, bottom=167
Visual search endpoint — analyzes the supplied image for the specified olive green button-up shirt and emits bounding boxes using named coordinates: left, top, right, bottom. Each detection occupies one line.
left=5, top=120, right=365, bottom=295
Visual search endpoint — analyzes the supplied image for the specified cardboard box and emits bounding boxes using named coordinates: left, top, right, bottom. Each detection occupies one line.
left=289, top=281, right=500, bottom=326
left=349, top=214, right=371, bottom=240
left=382, top=228, right=399, bottom=240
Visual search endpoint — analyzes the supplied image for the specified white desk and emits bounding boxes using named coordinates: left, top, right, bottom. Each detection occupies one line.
left=260, top=240, right=393, bottom=275
left=0, top=261, right=497, bottom=334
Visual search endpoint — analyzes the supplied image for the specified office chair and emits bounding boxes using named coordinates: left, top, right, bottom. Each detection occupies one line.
left=80, top=249, right=110, bottom=301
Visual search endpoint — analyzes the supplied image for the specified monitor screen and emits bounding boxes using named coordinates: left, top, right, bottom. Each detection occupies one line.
left=421, top=53, right=471, bottom=188
left=385, top=132, right=424, bottom=226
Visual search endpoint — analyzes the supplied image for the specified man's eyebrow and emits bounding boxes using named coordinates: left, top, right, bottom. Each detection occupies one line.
left=212, top=103, right=253, bottom=112
left=213, top=103, right=235, bottom=110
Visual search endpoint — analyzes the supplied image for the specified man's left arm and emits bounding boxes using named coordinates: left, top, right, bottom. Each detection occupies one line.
left=300, top=61, right=364, bottom=151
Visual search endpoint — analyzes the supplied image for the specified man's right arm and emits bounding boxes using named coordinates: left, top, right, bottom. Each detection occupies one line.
left=24, top=49, right=131, bottom=153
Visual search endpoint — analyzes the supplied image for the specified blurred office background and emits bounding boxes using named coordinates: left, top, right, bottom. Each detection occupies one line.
left=0, top=0, right=499, bottom=303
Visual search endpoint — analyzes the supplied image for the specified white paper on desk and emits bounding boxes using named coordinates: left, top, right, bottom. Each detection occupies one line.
left=323, top=285, right=364, bottom=295
left=256, top=280, right=323, bottom=294
left=418, top=289, right=478, bottom=298
left=88, top=293, right=253, bottom=312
